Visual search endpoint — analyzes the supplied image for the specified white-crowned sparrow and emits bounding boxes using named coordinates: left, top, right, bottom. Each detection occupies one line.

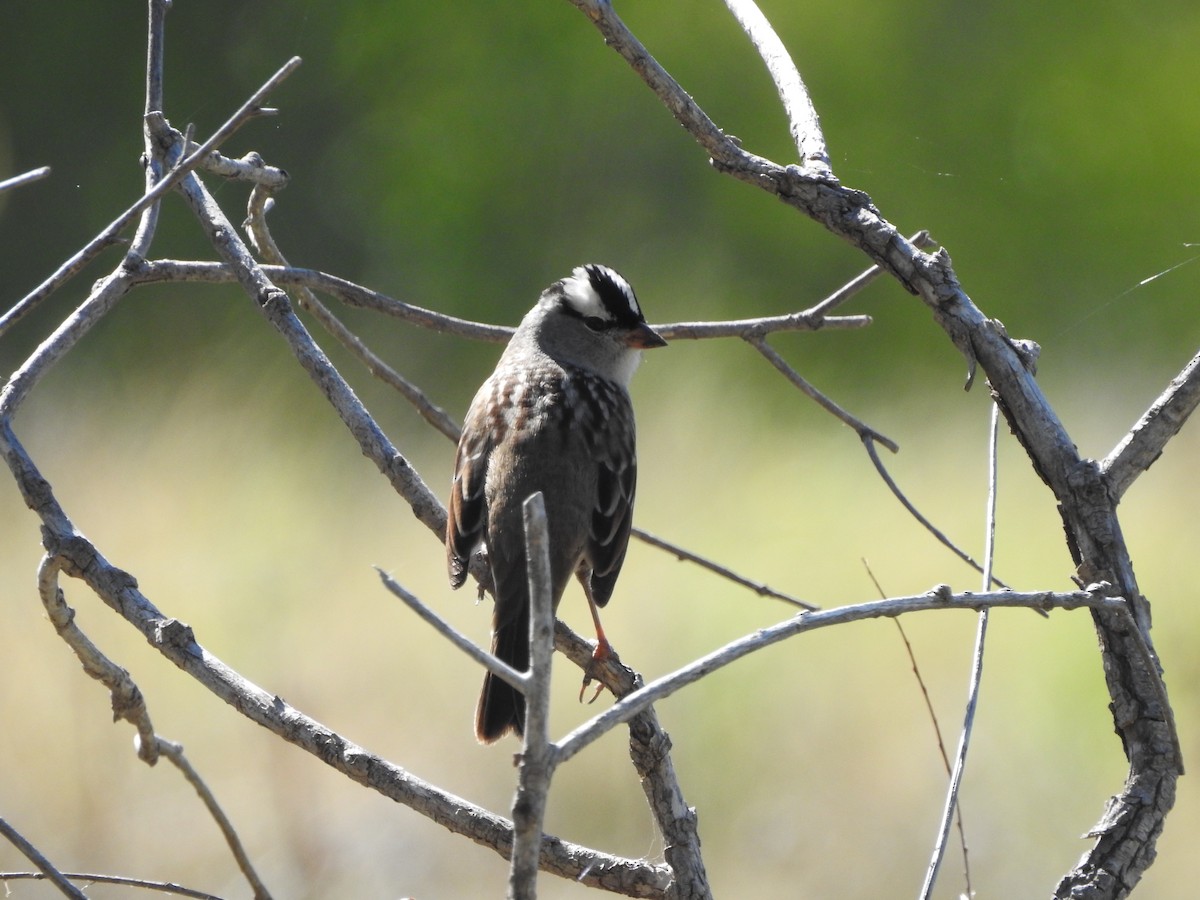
left=446, top=264, right=666, bottom=743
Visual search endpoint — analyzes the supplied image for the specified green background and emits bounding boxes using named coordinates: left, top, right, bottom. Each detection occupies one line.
left=2, top=1, right=1198, bottom=897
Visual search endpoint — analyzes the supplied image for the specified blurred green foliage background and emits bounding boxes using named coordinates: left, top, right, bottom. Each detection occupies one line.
left=2, top=1, right=1199, bottom=897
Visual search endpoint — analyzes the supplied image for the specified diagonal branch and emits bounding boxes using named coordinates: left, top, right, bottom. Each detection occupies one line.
left=243, top=186, right=462, bottom=440
left=0, top=818, right=87, bottom=900
left=377, top=568, right=526, bottom=691
left=745, top=333, right=898, bottom=451
left=632, top=527, right=816, bottom=609
left=861, top=435, right=1010, bottom=591
left=1101, top=346, right=1200, bottom=500
left=722, top=0, right=830, bottom=172
left=0, top=57, right=301, bottom=339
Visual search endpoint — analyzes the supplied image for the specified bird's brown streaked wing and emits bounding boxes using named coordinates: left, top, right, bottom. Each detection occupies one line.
left=587, top=393, right=637, bottom=606
left=446, top=403, right=496, bottom=588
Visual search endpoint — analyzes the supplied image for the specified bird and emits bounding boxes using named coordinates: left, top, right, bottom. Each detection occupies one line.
left=445, top=264, right=666, bottom=743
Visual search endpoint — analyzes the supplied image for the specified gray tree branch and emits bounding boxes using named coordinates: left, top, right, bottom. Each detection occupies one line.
left=565, top=2, right=1185, bottom=896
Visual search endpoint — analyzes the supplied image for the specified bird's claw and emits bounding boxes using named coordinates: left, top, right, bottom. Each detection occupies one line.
left=578, top=673, right=605, bottom=704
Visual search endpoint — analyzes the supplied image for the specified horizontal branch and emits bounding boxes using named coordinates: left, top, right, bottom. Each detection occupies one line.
left=0, top=871, right=228, bottom=900
left=555, top=587, right=1128, bottom=765
left=658, top=310, right=870, bottom=339
left=132, top=259, right=874, bottom=342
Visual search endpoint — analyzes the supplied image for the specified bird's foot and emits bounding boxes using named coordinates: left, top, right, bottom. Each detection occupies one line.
left=578, top=637, right=612, bottom=704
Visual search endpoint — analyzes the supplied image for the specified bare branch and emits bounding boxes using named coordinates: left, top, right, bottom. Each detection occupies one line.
left=38, top=553, right=159, bottom=763
left=555, top=587, right=1127, bottom=766
left=1102, top=346, right=1200, bottom=500
left=131, top=259, right=512, bottom=342
left=658, top=311, right=870, bottom=340
left=377, top=568, right=526, bottom=692
left=144, top=0, right=168, bottom=115
left=921, top=403, right=1000, bottom=899
left=861, top=435, right=1012, bottom=592
left=745, top=333, right=899, bottom=451
left=509, top=493, right=557, bottom=900
left=0, top=56, right=301, bottom=338
left=0, top=166, right=51, bottom=194
left=0, top=818, right=87, bottom=899
left=632, top=527, right=816, bottom=610
left=203, top=149, right=291, bottom=188
left=155, top=738, right=273, bottom=900
left=722, top=0, right=830, bottom=172
left=36, top=555, right=272, bottom=895
left=0, top=871, right=227, bottom=899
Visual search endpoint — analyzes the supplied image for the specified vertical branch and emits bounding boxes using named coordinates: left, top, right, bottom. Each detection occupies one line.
left=919, top=403, right=999, bottom=899
left=508, top=492, right=557, bottom=899
left=145, top=0, right=168, bottom=114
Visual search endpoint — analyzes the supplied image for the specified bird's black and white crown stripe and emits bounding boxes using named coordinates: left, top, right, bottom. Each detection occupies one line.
left=560, top=263, right=644, bottom=325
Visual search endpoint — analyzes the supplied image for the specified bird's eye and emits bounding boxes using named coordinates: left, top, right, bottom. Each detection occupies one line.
left=583, top=316, right=608, bottom=332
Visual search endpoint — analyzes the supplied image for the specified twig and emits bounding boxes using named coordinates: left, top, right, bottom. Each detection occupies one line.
left=722, top=0, right=830, bottom=172
left=155, top=739, right=273, bottom=900
left=555, top=586, right=1126, bottom=766
left=37, top=556, right=272, bottom=896
left=38, top=553, right=159, bottom=763
left=862, top=559, right=972, bottom=893
left=168, top=156, right=450, bottom=540
left=0, top=56, right=301, bottom=338
left=1102, top=346, right=1200, bottom=500
left=0, top=818, right=87, bottom=899
left=745, top=333, right=899, bottom=451
left=145, top=0, right=168, bottom=115
left=805, top=230, right=936, bottom=319
left=861, top=435, right=1014, bottom=593
left=203, top=149, right=291, bottom=188
left=242, top=187, right=463, bottom=439
left=376, top=568, right=525, bottom=691
left=920, top=403, right=1000, bottom=900
left=0, top=871, right=225, bottom=899
left=509, top=494, right=557, bottom=899
left=658, top=312, right=870, bottom=339
left=0, top=166, right=51, bottom=194
left=633, top=527, right=816, bottom=610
